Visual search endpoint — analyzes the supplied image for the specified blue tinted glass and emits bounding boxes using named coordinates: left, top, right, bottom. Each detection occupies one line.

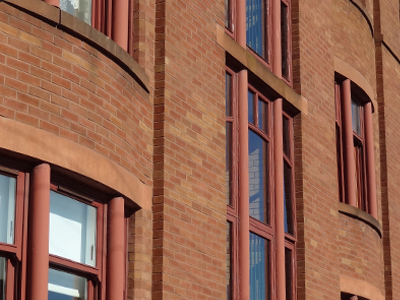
left=249, top=130, right=269, bottom=223
left=283, top=161, right=293, bottom=234
left=248, top=91, right=254, bottom=124
left=250, top=233, right=269, bottom=300
left=48, top=269, right=87, bottom=300
left=246, top=0, right=266, bottom=58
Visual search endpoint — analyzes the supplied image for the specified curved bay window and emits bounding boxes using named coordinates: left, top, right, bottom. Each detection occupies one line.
left=0, top=163, right=128, bottom=300
left=226, top=68, right=296, bottom=300
left=334, top=78, right=377, bottom=218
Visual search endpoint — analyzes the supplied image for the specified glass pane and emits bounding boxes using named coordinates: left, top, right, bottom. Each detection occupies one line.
left=60, top=0, right=92, bottom=25
left=226, top=122, right=233, bottom=206
left=258, top=100, right=268, bottom=133
left=284, top=161, right=293, bottom=234
left=0, top=257, right=5, bottom=300
left=225, top=0, right=231, bottom=29
left=250, top=233, right=269, bottom=300
left=246, top=0, right=267, bottom=59
left=281, top=2, right=289, bottom=79
left=285, top=248, right=292, bottom=300
left=48, top=269, right=87, bottom=300
left=248, top=91, right=255, bottom=124
left=283, top=116, right=290, bottom=157
left=226, top=222, right=232, bottom=300
left=0, top=174, right=16, bottom=245
left=249, top=130, right=269, bottom=223
left=351, top=100, right=361, bottom=136
left=226, top=73, right=232, bottom=117
left=49, top=191, right=97, bottom=266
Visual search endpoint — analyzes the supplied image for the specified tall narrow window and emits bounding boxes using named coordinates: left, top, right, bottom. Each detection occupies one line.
left=281, top=1, right=290, bottom=79
left=246, top=0, right=268, bottom=60
left=226, top=69, right=296, bottom=300
left=335, top=78, right=377, bottom=217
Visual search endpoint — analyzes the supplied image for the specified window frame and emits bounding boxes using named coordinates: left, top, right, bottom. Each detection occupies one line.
left=226, top=68, right=296, bottom=300
left=48, top=184, right=105, bottom=300
left=334, top=78, right=376, bottom=217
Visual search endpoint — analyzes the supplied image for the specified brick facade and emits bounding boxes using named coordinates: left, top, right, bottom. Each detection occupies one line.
left=0, top=0, right=399, bottom=299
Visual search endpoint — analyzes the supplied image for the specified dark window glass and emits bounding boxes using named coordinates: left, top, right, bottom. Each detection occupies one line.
left=281, top=2, right=289, bottom=79
left=226, top=222, right=232, bottom=300
left=225, top=0, right=231, bottom=29
left=258, top=100, right=268, bottom=133
left=0, top=257, right=5, bottom=300
left=226, top=73, right=233, bottom=117
left=283, top=116, right=290, bottom=158
left=246, top=0, right=267, bottom=59
left=249, top=130, right=269, bottom=223
left=283, top=161, right=293, bottom=234
left=60, top=0, right=92, bottom=25
left=250, top=233, right=269, bottom=300
left=285, top=248, right=292, bottom=300
left=0, top=174, right=16, bottom=245
left=248, top=91, right=255, bottom=124
left=226, top=122, right=233, bottom=206
left=351, top=99, right=361, bottom=136
left=354, top=143, right=366, bottom=211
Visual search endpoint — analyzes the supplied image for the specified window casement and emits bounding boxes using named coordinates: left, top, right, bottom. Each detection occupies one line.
left=226, top=68, right=296, bottom=300
left=0, top=163, right=128, bottom=300
left=334, top=78, right=377, bottom=219
left=226, top=0, right=292, bottom=83
left=50, top=0, right=131, bottom=51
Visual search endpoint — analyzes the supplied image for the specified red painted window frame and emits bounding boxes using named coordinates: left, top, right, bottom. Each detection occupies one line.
left=226, top=68, right=296, bottom=300
left=225, top=0, right=292, bottom=84
left=48, top=184, right=106, bottom=300
left=0, top=168, right=25, bottom=300
left=334, top=79, right=375, bottom=216
left=0, top=164, right=128, bottom=300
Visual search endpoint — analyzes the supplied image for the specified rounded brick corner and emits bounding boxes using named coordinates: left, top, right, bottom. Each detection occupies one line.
left=2, top=0, right=149, bottom=93
left=338, top=201, right=382, bottom=237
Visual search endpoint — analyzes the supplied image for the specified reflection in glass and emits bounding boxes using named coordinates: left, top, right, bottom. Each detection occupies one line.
left=226, top=73, right=232, bottom=117
left=226, top=122, right=233, bottom=206
left=60, top=0, right=92, bottom=25
left=283, top=116, right=290, bottom=158
left=246, top=0, right=267, bottom=59
left=49, top=191, right=97, bottom=266
left=48, top=269, right=87, bottom=300
left=225, top=0, right=231, bottom=29
left=226, top=222, right=232, bottom=300
left=283, top=161, right=293, bottom=234
left=258, top=100, right=268, bottom=133
left=281, top=2, right=289, bottom=79
left=0, top=257, right=5, bottom=300
left=248, top=130, right=269, bottom=223
left=285, top=248, right=292, bottom=300
left=250, top=233, right=269, bottom=300
left=0, top=174, right=16, bottom=245
left=248, top=91, right=255, bottom=124
left=351, top=100, right=361, bottom=136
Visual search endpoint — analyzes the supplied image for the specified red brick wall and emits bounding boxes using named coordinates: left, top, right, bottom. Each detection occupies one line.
left=152, top=0, right=227, bottom=298
left=381, top=47, right=400, bottom=300
left=0, top=3, right=153, bottom=186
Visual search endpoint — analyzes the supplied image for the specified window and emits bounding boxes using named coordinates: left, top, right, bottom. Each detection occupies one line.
left=335, top=78, right=377, bottom=218
left=60, top=0, right=92, bottom=25
left=226, top=0, right=292, bottom=82
left=0, top=163, right=128, bottom=300
left=226, top=69, right=296, bottom=299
